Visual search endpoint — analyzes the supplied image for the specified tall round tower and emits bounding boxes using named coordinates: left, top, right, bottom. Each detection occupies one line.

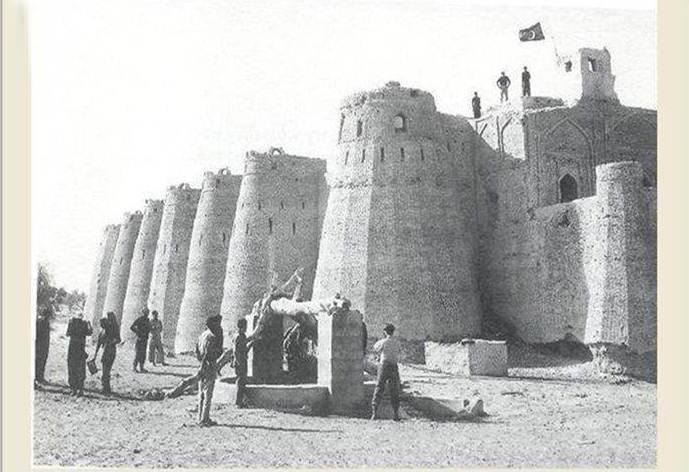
left=312, top=82, right=482, bottom=342
left=102, top=211, right=143, bottom=325
left=121, top=199, right=164, bottom=340
left=175, top=168, right=242, bottom=353
left=147, top=184, right=201, bottom=349
left=219, top=148, right=327, bottom=336
left=85, top=223, right=120, bottom=338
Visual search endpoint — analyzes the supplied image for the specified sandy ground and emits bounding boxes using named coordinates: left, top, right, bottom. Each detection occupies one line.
left=34, top=320, right=656, bottom=468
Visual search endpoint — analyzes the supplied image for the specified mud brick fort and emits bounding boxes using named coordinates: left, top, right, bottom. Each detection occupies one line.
left=85, top=47, right=656, bottom=375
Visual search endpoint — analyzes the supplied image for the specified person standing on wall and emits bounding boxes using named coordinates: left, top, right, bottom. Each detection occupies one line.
left=496, top=71, right=511, bottom=102
left=35, top=307, right=52, bottom=387
left=195, top=315, right=224, bottom=426
left=471, top=92, right=482, bottom=118
left=130, top=308, right=151, bottom=373
left=148, top=310, right=165, bottom=366
left=522, top=66, right=531, bottom=97
left=233, top=318, right=254, bottom=408
left=370, top=323, right=402, bottom=421
left=66, top=311, right=93, bottom=396
left=92, top=313, right=120, bottom=395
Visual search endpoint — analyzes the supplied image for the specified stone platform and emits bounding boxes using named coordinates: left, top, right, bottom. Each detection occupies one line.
left=425, top=339, right=508, bottom=376
left=216, top=377, right=329, bottom=415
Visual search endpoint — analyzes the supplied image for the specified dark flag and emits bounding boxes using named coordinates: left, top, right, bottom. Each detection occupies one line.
left=519, top=22, right=545, bottom=42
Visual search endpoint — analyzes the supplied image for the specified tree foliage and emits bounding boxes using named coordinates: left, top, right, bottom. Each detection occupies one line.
left=36, top=263, right=85, bottom=317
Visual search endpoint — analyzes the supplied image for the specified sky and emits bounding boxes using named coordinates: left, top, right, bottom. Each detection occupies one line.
left=29, top=0, right=656, bottom=292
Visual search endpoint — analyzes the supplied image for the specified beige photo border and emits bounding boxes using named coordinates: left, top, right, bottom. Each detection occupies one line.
left=3, top=0, right=687, bottom=470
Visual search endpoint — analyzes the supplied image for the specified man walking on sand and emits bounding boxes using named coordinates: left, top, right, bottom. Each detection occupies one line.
left=370, top=323, right=401, bottom=421
left=195, top=315, right=224, bottom=426
left=148, top=310, right=165, bottom=366
left=131, top=308, right=151, bottom=373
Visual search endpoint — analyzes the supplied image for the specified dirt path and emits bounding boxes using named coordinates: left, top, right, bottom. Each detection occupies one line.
left=33, top=320, right=655, bottom=468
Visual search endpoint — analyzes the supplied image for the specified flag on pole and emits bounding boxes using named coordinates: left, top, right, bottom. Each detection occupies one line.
left=519, top=22, right=545, bottom=42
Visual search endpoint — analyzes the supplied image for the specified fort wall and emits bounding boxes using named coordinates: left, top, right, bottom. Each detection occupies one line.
left=121, top=199, right=164, bottom=340
left=175, top=169, right=242, bottom=353
left=85, top=224, right=120, bottom=338
left=219, top=148, right=327, bottom=336
left=147, top=184, right=201, bottom=349
left=101, top=211, right=143, bottom=324
left=312, top=82, right=482, bottom=342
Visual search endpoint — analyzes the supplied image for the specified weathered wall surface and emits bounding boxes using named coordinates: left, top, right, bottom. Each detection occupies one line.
left=220, top=149, right=327, bottom=336
left=101, top=212, right=143, bottom=324
left=313, top=82, right=482, bottom=342
left=147, top=184, right=200, bottom=349
left=85, top=224, right=120, bottom=337
left=121, top=199, right=164, bottom=340
left=175, top=169, right=242, bottom=353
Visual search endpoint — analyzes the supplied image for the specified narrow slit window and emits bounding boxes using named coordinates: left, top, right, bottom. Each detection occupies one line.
left=301, top=202, right=305, bottom=210
left=292, top=222, right=296, bottom=235
left=142, top=250, right=146, bottom=260
left=163, top=244, right=167, bottom=255
left=400, top=147, right=405, bottom=161
left=420, top=148, right=425, bottom=161
left=356, top=120, right=363, bottom=137
left=280, top=201, right=285, bottom=210
left=258, top=201, right=262, bottom=210
left=361, top=149, right=366, bottom=162
left=587, top=58, right=597, bottom=72
left=268, top=218, right=273, bottom=234
left=175, top=244, right=179, bottom=253
left=447, top=141, right=451, bottom=152
left=380, top=147, right=385, bottom=162
left=338, top=114, right=345, bottom=142
left=345, top=151, right=349, bottom=166
left=222, top=232, right=227, bottom=245
left=245, top=224, right=249, bottom=235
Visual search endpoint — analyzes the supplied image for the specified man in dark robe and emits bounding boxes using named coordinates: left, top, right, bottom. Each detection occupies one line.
left=471, top=92, right=482, bottom=118
left=66, top=312, right=92, bottom=396
left=93, top=312, right=120, bottom=394
left=131, top=308, right=151, bottom=373
left=35, top=307, right=52, bottom=386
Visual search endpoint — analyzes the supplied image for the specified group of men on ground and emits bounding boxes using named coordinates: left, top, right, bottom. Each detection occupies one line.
left=471, top=66, right=532, bottom=119
left=34, top=295, right=404, bottom=425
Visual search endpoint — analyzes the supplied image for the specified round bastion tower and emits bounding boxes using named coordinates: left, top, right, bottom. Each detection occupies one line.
left=175, top=168, right=242, bottom=353
left=101, top=211, right=143, bottom=325
left=121, top=199, right=164, bottom=341
left=219, top=148, right=327, bottom=336
left=312, top=81, right=482, bottom=342
left=147, top=184, right=201, bottom=350
left=85, top=223, right=121, bottom=339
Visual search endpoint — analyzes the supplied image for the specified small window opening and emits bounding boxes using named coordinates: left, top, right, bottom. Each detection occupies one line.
left=447, top=141, right=451, bottom=152
left=245, top=224, right=249, bottom=235
left=565, top=60, right=573, bottom=72
left=216, top=178, right=220, bottom=186
left=292, top=222, right=296, bottom=235
left=280, top=201, right=285, bottom=210
left=301, top=202, right=305, bottom=210
left=142, top=250, right=145, bottom=260
left=222, top=232, right=227, bottom=245
left=119, top=257, right=123, bottom=265
left=400, top=147, right=405, bottom=161
left=175, top=244, right=179, bottom=253
left=258, top=201, right=262, bottom=210
left=345, top=151, right=349, bottom=166
left=420, top=148, right=425, bottom=161
left=338, top=114, right=345, bottom=142
left=380, top=147, right=385, bottom=162
left=163, top=244, right=167, bottom=255
left=559, top=174, right=578, bottom=203
left=587, top=58, right=597, bottom=72
left=199, top=234, right=203, bottom=246
left=361, top=149, right=366, bottom=162
left=268, top=218, right=273, bottom=234
left=271, top=161, right=278, bottom=170
left=356, top=120, right=363, bottom=137
left=393, top=114, right=407, bottom=132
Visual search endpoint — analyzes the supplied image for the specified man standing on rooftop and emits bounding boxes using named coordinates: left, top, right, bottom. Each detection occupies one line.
left=496, top=72, right=511, bottom=102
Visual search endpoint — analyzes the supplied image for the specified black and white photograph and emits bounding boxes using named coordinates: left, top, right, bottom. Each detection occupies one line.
left=24, top=0, right=661, bottom=468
